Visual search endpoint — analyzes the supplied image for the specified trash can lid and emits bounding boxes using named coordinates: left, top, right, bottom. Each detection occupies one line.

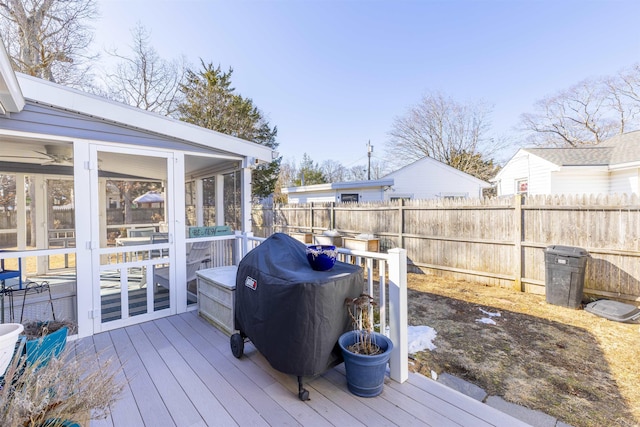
left=545, top=245, right=589, bottom=257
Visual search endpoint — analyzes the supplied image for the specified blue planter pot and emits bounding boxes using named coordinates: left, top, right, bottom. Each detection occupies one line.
left=338, top=330, right=393, bottom=397
left=26, top=325, right=68, bottom=367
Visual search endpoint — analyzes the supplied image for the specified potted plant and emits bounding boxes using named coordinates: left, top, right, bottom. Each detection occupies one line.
left=0, top=325, right=124, bottom=427
left=23, top=321, right=71, bottom=367
left=338, top=294, right=393, bottom=397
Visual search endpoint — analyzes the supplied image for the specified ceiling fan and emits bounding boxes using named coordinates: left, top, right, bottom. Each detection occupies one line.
left=3, top=144, right=73, bottom=166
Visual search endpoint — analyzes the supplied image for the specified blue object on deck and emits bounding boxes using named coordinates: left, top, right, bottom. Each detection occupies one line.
left=305, top=245, right=337, bottom=271
left=26, top=325, right=68, bottom=367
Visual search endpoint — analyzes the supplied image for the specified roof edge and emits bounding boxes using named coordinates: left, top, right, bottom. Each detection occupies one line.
left=15, top=73, right=273, bottom=161
left=283, top=178, right=394, bottom=194
left=0, top=40, right=25, bottom=113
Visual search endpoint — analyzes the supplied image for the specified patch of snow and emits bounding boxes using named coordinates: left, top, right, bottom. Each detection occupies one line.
left=479, top=308, right=501, bottom=317
left=407, top=325, right=437, bottom=353
left=475, top=317, right=497, bottom=325
left=355, top=233, right=375, bottom=239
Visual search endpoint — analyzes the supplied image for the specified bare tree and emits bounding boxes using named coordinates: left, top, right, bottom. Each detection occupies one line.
left=521, top=78, right=625, bottom=147
left=605, top=63, right=640, bottom=134
left=321, top=159, right=348, bottom=183
left=0, top=0, right=98, bottom=87
left=273, top=159, right=297, bottom=203
left=103, top=23, right=185, bottom=116
left=347, top=165, right=368, bottom=181
left=387, top=92, right=502, bottom=180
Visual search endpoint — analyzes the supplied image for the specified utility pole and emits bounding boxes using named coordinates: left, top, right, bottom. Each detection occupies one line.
left=367, top=140, right=373, bottom=180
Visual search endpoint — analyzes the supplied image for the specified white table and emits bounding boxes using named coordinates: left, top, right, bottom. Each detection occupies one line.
left=115, top=236, right=151, bottom=246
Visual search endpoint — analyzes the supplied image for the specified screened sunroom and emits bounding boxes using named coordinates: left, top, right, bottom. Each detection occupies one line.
left=0, top=47, right=273, bottom=338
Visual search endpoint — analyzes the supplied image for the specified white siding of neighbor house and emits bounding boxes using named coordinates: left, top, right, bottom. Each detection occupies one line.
left=385, top=157, right=488, bottom=200
left=609, top=169, right=640, bottom=194
left=287, top=187, right=386, bottom=204
left=550, top=169, right=609, bottom=195
left=496, top=150, right=640, bottom=196
left=495, top=150, right=558, bottom=196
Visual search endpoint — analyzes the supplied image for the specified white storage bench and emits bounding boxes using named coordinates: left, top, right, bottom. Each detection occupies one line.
left=196, top=266, right=238, bottom=336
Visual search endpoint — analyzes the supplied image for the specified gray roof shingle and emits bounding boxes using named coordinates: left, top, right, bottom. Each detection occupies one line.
left=525, top=130, right=640, bottom=166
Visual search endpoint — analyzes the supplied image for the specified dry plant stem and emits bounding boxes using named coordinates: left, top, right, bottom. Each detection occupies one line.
left=0, top=346, right=125, bottom=427
left=345, top=293, right=382, bottom=355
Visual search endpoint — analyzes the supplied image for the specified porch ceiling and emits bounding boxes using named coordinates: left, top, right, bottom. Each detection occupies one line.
left=0, top=138, right=239, bottom=179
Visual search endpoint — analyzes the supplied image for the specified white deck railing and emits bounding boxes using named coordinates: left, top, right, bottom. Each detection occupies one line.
left=230, top=232, right=408, bottom=383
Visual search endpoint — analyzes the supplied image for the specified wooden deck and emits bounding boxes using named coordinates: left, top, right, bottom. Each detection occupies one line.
left=79, top=312, right=530, bottom=426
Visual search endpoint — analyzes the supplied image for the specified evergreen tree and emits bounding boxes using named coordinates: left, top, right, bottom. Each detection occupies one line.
left=177, top=61, right=280, bottom=198
left=449, top=149, right=501, bottom=182
left=295, top=154, right=326, bottom=186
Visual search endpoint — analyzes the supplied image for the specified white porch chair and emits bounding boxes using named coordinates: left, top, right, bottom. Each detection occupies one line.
left=153, top=242, right=210, bottom=290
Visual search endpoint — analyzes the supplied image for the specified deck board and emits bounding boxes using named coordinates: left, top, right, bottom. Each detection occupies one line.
left=83, top=312, right=531, bottom=426
left=125, top=323, right=203, bottom=425
left=109, top=327, right=176, bottom=426
left=166, top=314, right=299, bottom=426
left=154, top=317, right=269, bottom=426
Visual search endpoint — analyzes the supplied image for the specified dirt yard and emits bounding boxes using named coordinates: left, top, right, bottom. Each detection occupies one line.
left=406, top=272, right=640, bottom=427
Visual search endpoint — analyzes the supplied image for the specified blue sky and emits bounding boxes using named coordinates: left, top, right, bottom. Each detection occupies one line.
left=92, top=0, right=640, bottom=168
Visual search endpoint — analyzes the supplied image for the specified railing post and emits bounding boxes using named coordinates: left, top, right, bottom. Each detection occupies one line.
left=234, top=231, right=246, bottom=265
left=387, top=247, right=408, bottom=383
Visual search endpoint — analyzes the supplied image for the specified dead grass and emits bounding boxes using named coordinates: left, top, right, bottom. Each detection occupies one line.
left=0, top=345, right=124, bottom=426
left=406, top=272, right=640, bottom=427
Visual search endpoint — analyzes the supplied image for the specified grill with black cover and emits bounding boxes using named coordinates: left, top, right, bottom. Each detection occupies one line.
left=231, top=233, right=363, bottom=400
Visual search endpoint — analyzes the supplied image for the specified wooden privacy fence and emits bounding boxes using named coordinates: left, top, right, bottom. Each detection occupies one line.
left=252, top=194, right=640, bottom=302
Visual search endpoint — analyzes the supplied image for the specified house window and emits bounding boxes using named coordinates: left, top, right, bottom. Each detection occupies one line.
left=516, top=179, right=528, bottom=194
left=340, top=193, right=359, bottom=203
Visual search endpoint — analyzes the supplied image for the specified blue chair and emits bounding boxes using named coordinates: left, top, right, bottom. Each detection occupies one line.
left=0, top=254, right=22, bottom=323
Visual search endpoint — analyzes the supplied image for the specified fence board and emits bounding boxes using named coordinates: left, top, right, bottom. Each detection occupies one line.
left=253, top=195, right=640, bottom=302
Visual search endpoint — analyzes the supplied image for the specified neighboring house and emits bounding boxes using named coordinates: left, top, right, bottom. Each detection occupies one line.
left=0, top=41, right=273, bottom=338
left=383, top=156, right=490, bottom=200
left=282, top=156, right=490, bottom=203
left=283, top=178, right=394, bottom=203
left=493, top=131, right=640, bottom=196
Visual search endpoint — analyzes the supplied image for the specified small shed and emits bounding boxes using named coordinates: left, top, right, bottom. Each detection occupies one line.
left=283, top=179, right=394, bottom=204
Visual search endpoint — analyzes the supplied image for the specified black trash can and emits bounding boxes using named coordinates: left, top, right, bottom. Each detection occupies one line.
left=544, top=245, right=589, bottom=308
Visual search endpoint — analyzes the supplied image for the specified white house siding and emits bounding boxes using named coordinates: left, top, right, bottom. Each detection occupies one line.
left=287, top=187, right=385, bottom=204
left=386, top=157, right=487, bottom=199
left=550, top=169, right=609, bottom=195
left=287, top=192, right=336, bottom=204
left=494, top=150, right=557, bottom=196
left=609, top=169, right=640, bottom=194
left=353, top=187, right=387, bottom=202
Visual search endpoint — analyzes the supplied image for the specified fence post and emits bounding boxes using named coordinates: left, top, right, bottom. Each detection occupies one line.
left=514, top=194, right=523, bottom=291
left=330, top=202, right=335, bottom=230
left=388, top=247, right=408, bottom=383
